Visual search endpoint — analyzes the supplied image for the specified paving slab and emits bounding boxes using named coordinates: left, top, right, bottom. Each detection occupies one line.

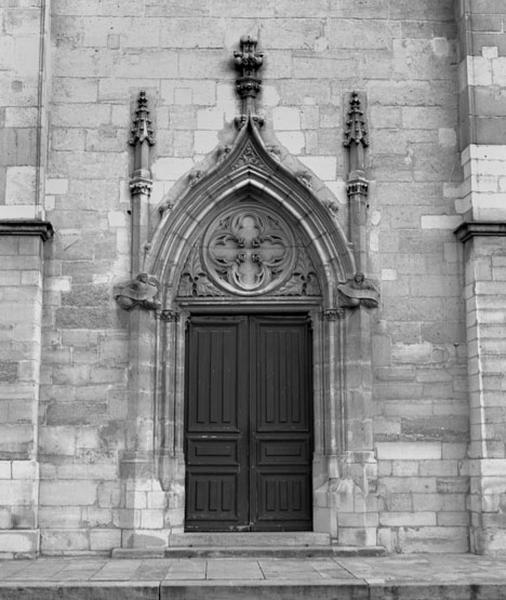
left=0, top=581, right=160, bottom=600
left=206, top=558, right=264, bottom=580
left=164, top=558, right=207, bottom=580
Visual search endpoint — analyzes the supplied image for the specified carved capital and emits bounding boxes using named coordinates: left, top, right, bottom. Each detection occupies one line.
left=321, top=308, right=345, bottom=321
left=346, top=177, right=369, bottom=198
left=159, top=309, right=180, bottom=322
left=129, top=176, right=153, bottom=196
left=114, top=273, right=161, bottom=311
left=337, top=273, right=379, bottom=309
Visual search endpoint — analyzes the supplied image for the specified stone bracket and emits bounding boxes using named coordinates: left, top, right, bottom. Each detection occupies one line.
left=337, top=274, right=379, bottom=309
left=454, top=221, right=506, bottom=243
left=114, top=273, right=161, bottom=311
left=0, top=219, right=54, bottom=241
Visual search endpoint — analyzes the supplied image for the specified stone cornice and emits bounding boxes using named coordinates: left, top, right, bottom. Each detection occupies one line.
left=0, top=219, right=54, bottom=240
left=454, top=221, right=506, bottom=243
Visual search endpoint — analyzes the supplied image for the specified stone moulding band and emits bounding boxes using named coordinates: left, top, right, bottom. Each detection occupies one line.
left=454, top=221, right=506, bottom=243
left=0, top=219, right=54, bottom=240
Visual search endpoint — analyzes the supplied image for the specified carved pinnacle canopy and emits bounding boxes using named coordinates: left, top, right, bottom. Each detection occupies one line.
left=344, top=91, right=368, bottom=149
left=129, top=91, right=155, bottom=147
left=234, top=35, right=263, bottom=100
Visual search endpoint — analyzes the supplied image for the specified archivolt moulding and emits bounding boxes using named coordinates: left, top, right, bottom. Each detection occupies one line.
left=145, top=116, right=356, bottom=310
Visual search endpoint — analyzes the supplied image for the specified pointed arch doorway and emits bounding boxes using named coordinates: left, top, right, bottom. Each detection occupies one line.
left=184, top=312, right=313, bottom=532
left=133, top=117, right=378, bottom=544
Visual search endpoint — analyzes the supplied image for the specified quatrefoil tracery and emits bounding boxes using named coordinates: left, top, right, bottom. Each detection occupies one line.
left=202, top=206, right=296, bottom=296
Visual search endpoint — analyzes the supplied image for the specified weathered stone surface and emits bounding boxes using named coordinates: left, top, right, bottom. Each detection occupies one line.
left=3, top=0, right=506, bottom=557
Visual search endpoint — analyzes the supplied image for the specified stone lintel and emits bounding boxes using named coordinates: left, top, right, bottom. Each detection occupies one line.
left=0, top=219, right=54, bottom=241
left=454, top=221, right=506, bottom=243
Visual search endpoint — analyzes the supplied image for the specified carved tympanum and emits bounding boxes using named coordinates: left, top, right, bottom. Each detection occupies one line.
left=202, top=206, right=295, bottom=295
left=177, top=205, right=322, bottom=299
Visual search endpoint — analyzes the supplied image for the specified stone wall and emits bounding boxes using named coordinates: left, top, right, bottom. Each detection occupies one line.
left=4, top=0, right=506, bottom=556
left=0, top=0, right=51, bottom=558
left=455, top=0, right=506, bottom=556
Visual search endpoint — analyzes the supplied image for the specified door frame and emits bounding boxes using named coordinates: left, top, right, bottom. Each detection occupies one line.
left=156, top=297, right=347, bottom=537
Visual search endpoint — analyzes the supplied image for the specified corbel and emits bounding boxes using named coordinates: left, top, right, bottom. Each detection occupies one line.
left=336, top=273, right=379, bottom=309
left=233, top=35, right=264, bottom=128
left=129, top=90, right=155, bottom=275
left=344, top=91, right=369, bottom=275
left=113, top=273, right=161, bottom=312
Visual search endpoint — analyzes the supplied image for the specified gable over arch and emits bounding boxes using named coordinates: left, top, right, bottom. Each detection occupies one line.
left=145, top=117, right=355, bottom=309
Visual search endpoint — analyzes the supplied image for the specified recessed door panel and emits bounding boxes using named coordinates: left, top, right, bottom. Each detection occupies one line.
left=184, top=314, right=312, bottom=531
left=250, top=316, right=313, bottom=531
left=185, top=316, right=249, bottom=530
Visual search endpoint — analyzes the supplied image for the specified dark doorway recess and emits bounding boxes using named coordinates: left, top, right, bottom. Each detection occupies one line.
left=184, top=313, right=313, bottom=532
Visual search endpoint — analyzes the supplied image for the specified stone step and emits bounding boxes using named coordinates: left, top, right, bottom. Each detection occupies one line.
left=1, top=582, right=504, bottom=600
left=112, top=545, right=385, bottom=559
left=168, top=532, right=331, bottom=547
left=165, top=545, right=385, bottom=558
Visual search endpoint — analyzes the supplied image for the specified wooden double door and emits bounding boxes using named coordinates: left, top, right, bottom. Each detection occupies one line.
left=184, top=314, right=313, bottom=531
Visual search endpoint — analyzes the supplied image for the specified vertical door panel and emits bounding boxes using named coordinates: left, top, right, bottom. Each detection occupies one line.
left=250, top=316, right=313, bottom=531
left=185, top=316, right=249, bottom=530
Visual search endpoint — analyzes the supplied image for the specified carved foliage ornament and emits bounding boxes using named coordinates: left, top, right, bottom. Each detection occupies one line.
left=177, top=205, right=321, bottom=299
left=231, top=142, right=262, bottom=171
left=202, top=206, right=295, bottom=295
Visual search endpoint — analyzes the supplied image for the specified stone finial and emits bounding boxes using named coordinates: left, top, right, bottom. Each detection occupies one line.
left=129, top=90, right=155, bottom=147
left=234, top=35, right=263, bottom=98
left=344, top=91, right=368, bottom=150
left=233, top=36, right=264, bottom=127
